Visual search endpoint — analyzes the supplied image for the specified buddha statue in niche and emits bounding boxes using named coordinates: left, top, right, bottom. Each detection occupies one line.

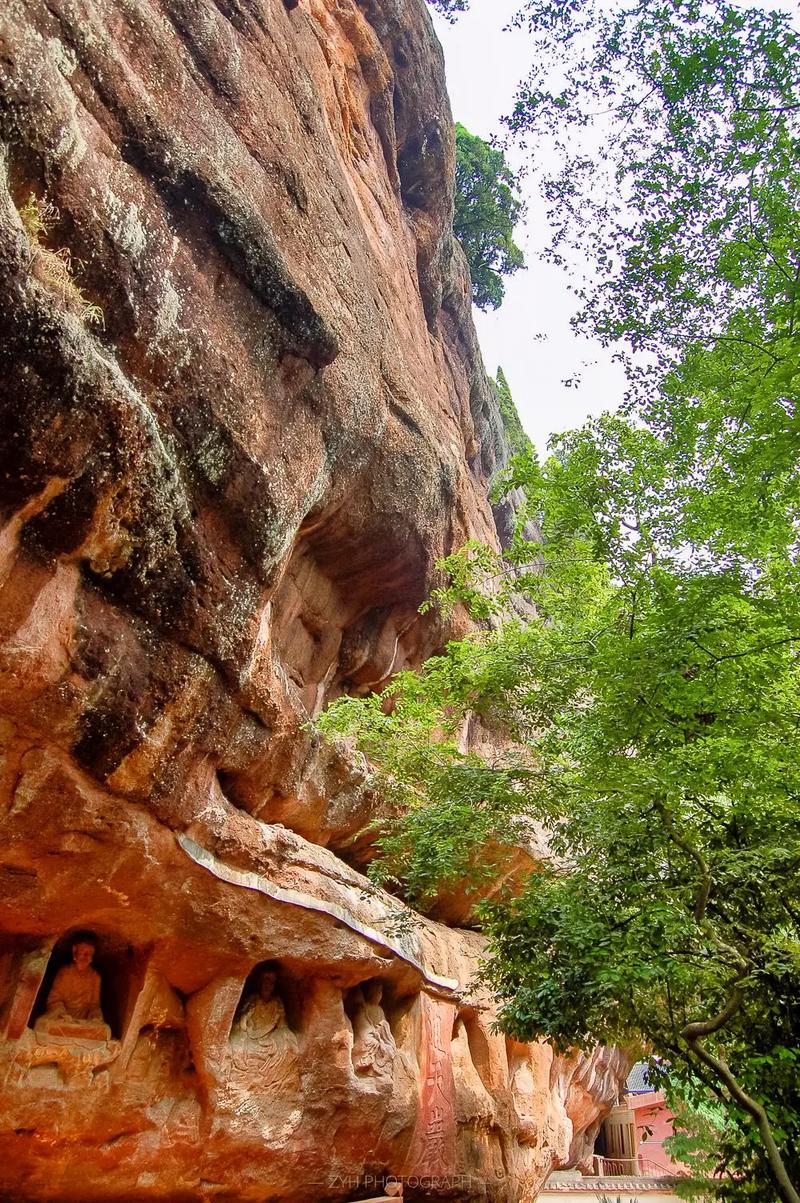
left=34, top=934, right=112, bottom=1045
left=229, top=964, right=300, bottom=1093
left=351, top=979, right=396, bottom=1079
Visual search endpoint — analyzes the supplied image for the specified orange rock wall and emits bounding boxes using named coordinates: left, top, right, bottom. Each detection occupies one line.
left=0, top=0, right=625, bottom=1198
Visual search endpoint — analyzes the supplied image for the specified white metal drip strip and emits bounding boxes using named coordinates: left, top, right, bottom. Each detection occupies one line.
left=177, top=833, right=460, bottom=995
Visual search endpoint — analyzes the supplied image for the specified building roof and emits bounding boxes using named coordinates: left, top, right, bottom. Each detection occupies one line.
left=626, top=1061, right=656, bottom=1093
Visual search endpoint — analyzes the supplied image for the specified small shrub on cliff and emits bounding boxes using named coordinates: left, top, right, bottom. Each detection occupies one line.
left=454, top=124, right=525, bottom=310
left=19, top=193, right=104, bottom=328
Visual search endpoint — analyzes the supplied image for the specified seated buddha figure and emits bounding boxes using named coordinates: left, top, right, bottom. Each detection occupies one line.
left=34, top=935, right=112, bottom=1044
left=351, top=980, right=396, bottom=1080
left=229, top=964, right=300, bottom=1094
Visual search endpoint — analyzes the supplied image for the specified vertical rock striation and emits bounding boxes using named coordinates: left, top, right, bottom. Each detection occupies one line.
left=0, top=0, right=625, bottom=1198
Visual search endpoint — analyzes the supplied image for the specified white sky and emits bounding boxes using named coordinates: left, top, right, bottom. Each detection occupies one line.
left=431, top=2, right=629, bottom=457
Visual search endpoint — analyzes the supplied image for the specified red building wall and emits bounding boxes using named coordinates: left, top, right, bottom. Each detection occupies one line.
left=628, top=1091, right=688, bottom=1175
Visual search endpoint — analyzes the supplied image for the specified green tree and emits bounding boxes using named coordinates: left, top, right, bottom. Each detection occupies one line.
left=318, top=4, right=800, bottom=1199
left=492, top=367, right=531, bottom=457
left=320, top=413, right=800, bottom=1201
left=454, top=123, right=525, bottom=310
left=507, top=0, right=800, bottom=386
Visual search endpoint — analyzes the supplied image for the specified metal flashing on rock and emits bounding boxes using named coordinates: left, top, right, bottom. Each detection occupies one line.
left=176, top=833, right=460, bottom=995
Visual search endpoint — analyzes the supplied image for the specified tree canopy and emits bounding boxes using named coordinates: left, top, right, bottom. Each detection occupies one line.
left=509, top=0, right=800, bottom=386
left=320, top=408, right=800, bottom=1199
left=492, top=367, right=531, bottom=457
left=426, top=0, right=468, bottom=21
left=320, top=3, right=800, bottom=1200
left=453, top=123, right=525, bottom=310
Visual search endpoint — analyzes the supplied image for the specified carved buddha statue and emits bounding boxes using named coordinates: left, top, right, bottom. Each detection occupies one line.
left=35, top=936, right=112, bottom=1044
left=229, top=965, right=300, bottom=1093
left=351, top=980, right=396, bottom=1079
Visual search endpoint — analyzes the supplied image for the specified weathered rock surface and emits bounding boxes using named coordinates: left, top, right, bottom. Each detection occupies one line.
left=0, top=0, right=625, bottom=1198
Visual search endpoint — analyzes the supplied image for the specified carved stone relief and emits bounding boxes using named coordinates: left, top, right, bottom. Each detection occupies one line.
left=34, top=934, right=112, bottom=1043
left=349, top=979, right=396, bottom=1082
left=4, top=933, right=121, bottom=1088
left=229, top=963, right=300, bottom=1096
left=509, top=1042, right=545, bottom=1149
left=404, top=995, right=457, bottom=1180
left=122, top=969, right=189, bottom=1091
left=451, top=1014, right=496, bottom=1125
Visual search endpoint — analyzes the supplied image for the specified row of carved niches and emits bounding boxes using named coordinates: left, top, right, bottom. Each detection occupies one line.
left=0, top=933, right=439, bottom=1101
left=222, top=970, right=409, bottom=1109
left=0, top=930, right=559, bottom=1190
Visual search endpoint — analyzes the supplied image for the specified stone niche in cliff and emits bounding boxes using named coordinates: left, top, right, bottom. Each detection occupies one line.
left=0, top=0, right=625, bottom=1199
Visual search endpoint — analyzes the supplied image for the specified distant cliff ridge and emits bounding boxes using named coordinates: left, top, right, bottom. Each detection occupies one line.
left=0, top=0, right=624, bottom=1198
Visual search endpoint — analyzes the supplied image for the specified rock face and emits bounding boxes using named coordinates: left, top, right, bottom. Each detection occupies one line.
left=0, top=0, right=625, bottom=1199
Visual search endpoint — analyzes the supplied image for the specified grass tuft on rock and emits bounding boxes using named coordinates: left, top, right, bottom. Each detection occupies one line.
left=19, top=193, right=104, bottom=328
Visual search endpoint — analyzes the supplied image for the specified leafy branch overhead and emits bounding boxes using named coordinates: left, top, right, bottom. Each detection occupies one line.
left=508, top=0, right=800, bottom=384
left=425, top=0, right=469, bottom=21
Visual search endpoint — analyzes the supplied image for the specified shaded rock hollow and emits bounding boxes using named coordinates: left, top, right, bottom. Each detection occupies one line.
left=0, top=0, right=625, bottom=1199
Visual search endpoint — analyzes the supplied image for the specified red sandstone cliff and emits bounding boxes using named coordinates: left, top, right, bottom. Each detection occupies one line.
left=0, top=1, right=624, bottom=1199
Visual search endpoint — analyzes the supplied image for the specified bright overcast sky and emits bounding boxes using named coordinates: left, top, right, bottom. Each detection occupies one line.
left=431, top=2, right=628, bottom=457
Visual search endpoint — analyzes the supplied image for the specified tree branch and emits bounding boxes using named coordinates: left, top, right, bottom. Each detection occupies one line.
left=656, top=803, right=712, bottom=924
left=683, top=998, right=800, bottom=1203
